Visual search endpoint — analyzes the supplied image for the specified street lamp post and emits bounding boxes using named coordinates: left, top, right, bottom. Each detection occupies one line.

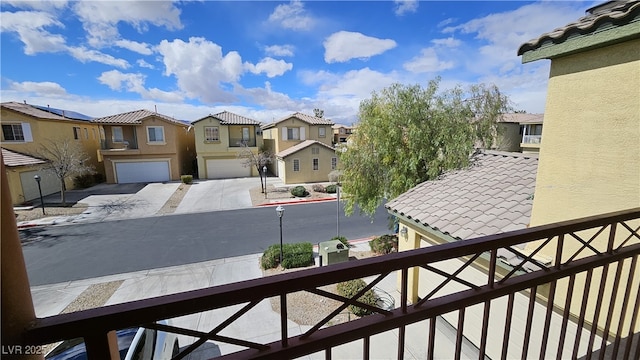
left=33, top=175, right=45, bottom=215
left=276, top=205, right=284, bottom=264
left=336, top=184, right=340, bottom=237
left=263, top=165, right=268, bottom=198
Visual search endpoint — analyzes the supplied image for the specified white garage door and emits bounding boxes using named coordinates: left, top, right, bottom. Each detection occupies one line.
left=115, top=161, right=170, bottom=183
left=20, top=170, right=59, bottom=202
left=206, top=159, right=250, bottom=179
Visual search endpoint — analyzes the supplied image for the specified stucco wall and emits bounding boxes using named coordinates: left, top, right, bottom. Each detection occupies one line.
left=530, top=39, right=640, bottom=226
left=279, top=145, right=337, bottom=184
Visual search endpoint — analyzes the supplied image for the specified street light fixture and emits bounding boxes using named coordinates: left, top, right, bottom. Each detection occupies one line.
left=276, top=205, right=284, bottom=264
left=263, top=165, right=268, bottom=198
left=33, top=174, right=45, bottom=215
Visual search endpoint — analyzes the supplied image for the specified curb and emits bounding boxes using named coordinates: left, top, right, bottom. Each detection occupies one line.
left=255, top=197, right=336, bottom=207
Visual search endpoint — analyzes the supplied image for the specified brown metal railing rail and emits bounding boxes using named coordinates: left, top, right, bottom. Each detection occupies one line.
left=23, top=208, right=640, bottom=359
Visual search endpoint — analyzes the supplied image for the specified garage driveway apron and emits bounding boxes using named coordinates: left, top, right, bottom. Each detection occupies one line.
left=174, top=178, right=255, bottom=214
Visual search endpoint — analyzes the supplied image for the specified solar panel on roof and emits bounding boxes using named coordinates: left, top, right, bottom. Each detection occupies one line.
left=31, top=105, right=94, bottom=121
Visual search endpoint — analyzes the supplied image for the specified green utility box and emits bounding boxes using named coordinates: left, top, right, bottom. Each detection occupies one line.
left=319, top=240, right=349, bottom=266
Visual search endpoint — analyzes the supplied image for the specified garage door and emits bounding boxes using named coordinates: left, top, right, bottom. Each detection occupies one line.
left=115, top=161, right=170, bottom=183
left=20, top=170, right=59, bottom=202
left=206, top=159, right=250, bottom=179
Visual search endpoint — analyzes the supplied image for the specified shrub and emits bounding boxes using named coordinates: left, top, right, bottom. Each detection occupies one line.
left=331, top=236, right=349, bottom=247
left=369, top=234, right=398, bottom=254
left=290, top=185, right=308, bottom=197
left=312, top=184, right=326, bottom=193
left=261, top=242, right=314, bottom=270
left=325, top=184, right=337, bottom=193
left=181, top=175, right=193, bottom=184
left=337, top=279, right=378, bottom=316
left=73, top=173, right=97, bottom=189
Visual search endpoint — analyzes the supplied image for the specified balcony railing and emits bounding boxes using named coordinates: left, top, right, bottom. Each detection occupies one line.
left=23, top=208, right=640, bottom=359
left=522, top=134, right=542, bottom=144
left=230, top=138, right=256, bottom=147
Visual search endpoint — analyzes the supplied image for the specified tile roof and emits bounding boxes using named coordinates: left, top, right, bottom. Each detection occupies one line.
left=2, top=102, right=74, bottom=121
left=386, top=150, right=538, bottom=240
left=193, top=111, right=262, bottom=125
left=499, top=113, right=544, bottom=124
left=92, top=109, right=187, bottom=126
left=518, top=0, right=640, bottom=55
left=262, top=112, right=334, bottom=129
left=1, top=147, right=47, bottom=167
left=276, top=140, right=335, bottom=158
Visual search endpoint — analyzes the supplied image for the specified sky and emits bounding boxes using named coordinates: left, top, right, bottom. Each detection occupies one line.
left=0, top=0, right=596, bottom=124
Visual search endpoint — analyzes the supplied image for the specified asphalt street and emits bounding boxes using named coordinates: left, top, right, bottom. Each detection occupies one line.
left=21, top=201, right=391, bottom=286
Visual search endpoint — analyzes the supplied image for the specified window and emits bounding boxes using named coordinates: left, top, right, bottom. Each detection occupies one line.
left=147, top=126, right=165, bottom=143
left=112, top=127, right=124, bottom=142
left=84, top=128, right=89, bottom=140
left=2, top=124, right=24, bottom=141
left=312, top=158, right=319, bottom=171
left=287, top=127, right=299, bottom=140
left=293, top=159, right=300, bottom=172
left=319, top=127, right=326, bottom=137
left=92, top=128, right=97, bottom=139
left=73, top=127, right=81, bottom=140
left=311, top=147, right=319, bottom=155
left=339, top=128, right=345, bottom=134
left=331, top=157, right=337, bottom=170
left=242, top=127, right=250, bottom=141
left=205, top=126, right=219, bottom=141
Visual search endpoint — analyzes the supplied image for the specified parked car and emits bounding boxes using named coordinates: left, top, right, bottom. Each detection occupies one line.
left=45, top=321, right=179, bottom=360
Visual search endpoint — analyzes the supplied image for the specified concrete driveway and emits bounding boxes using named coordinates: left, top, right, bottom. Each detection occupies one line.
left=174, top=178, right=260, bottom=214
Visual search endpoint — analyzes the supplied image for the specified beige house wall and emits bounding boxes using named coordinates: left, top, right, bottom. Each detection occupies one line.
left=265, top=118, right=333, bottom=155
left=527, top=39, right=640, bottom=334
left=279, top=145, right=337, bottom=184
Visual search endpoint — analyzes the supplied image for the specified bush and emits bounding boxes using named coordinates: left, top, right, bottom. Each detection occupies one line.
left=331, top=236, right=349, bottom=247
left=369, top=234, right=398, bottom=255
left=73, top=173, right=98, bottom=189
left=290, top=185, right=308, bottom=197
left=312, top=184, right=326, bottom=193
left=181, top=175, right=193, bottom=184
left=325, top=184, right=337, bottom=193
left=261, top=242, right=314, bottom=270
left=337, top=279, right=378, bottom=316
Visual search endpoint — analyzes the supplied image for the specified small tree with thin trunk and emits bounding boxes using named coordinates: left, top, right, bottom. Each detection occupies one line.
left=33, top=138, right=94, bottom=205
left=237, top=143, right=275, bottom=193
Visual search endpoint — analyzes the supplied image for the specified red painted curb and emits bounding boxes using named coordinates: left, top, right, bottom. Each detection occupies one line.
left=255, top=197, right=336, bottom=207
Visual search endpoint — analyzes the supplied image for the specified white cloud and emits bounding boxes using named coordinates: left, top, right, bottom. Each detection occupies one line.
left=9, top=80, right=67, bottom=96
left=403, top=48, right=454, bottom=74
left=2, top=1, right=68, bottom=11
left=268, top=0, right=315, bottom=31
left=0, top=11, right=66, bottom=54
left=437, top=17, right=456, bottom=28
left=324, top=31, right=397, bottom=63
left=157, top=37, right=245, bottom=103
left=97, top=70, right=184, bottom=103
left=137, top=59, right=155, bottom=69
left=394, top=0, right=418, bottom=16
left=115, top=39, right=153, bottom=55
left=264, top=44, right=295, bottom=57
left=67, top=46, right=130, bottom=68
left=72, top=0, right=183, bottom=47
left=237, top=81, right=300, bottom=111
left=245, top=58, right=293, bottom=78
left=431, top=37, right=461, bottom=48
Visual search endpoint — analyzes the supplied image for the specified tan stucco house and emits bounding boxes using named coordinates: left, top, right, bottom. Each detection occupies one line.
left=1, top=101, right=102, bottom=204
left=93, top=109, right=196, bottom=184
left=332, top=124, right=355, bottom=145
left=262, top=112, right=336, bottom=184
left=192, top=111, right=262, bottom=179
left=497, top=113, right=544, bottom=153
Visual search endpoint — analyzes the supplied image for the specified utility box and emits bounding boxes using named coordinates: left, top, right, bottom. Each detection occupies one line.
left=319, top=240, right=349, bottom=265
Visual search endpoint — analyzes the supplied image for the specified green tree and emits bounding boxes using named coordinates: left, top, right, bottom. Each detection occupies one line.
left=339, top=79, right=510, bottom=216
left=34, top=138, right=94, bottom=205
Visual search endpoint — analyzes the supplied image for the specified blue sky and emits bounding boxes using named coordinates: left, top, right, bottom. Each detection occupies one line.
left=1, top=1, right=595, bottom=124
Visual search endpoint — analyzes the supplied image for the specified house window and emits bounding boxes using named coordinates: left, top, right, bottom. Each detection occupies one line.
left=339, top=128, right=345, bottom=134
left=293, top=159, right=300, bottom=172
left=205, top=126, right=219, bottom=142
left=92, top=128, right=97, bottom=139
left=2, top=124, right=24, bottom=141
left=287, top=127, right=299, bottom=140
left=147, top=126, right=165, bottom=143
left=84, top=128, right=89, bottom=140
left=73, top=127, right=81, bottom=140
left=331, top=157, right=337, bottom=170
left=311, top=147, right=319, bottom=155
left=319, top=127, right=326, bottom=137
left=312, top=158, right=319, bottom=171
left=242, top=127, right=250, bottom=141
left=112, top=127, right=124, bottom=142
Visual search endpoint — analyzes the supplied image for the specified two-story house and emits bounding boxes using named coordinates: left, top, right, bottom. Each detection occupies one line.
left=191, top=111, right=263, bottom=179
left=93, top=109, right=196, bottom=184
left=332, top=124, right=355, bottom=145
left=496, top=113, right=544, bottom=153
left=1, top=101, right=102, bottom=204
left=261, top=112, right=337, bottom=184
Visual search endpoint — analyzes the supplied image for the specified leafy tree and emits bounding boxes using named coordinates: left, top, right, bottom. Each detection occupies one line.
left=237, top=143, right=274, bottom=193
left=34, top=138, right=94, bottom=205
left=339, top=79, right=510, bottom=216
